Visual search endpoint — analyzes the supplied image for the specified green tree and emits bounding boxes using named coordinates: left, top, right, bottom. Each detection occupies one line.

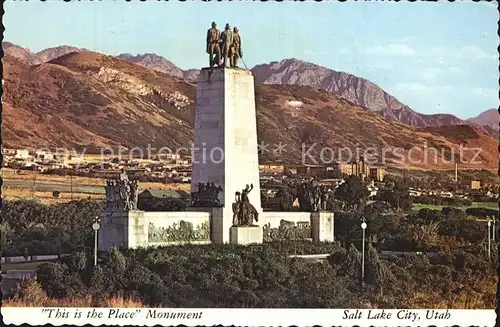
left=377, top=180, right=412, bottom=212
left=335, top=175, right=369, bottom=211
left=36, top=262, right=85, bottom=298
left=365, top=244, right=393, bottom=292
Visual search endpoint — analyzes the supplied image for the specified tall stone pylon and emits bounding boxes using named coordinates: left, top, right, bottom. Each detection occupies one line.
left=191, top=67, right=262, bottom=243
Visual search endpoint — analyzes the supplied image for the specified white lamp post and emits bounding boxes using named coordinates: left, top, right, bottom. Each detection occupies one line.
left=92, top=216, right=101, bottom=266
left=493, top=217, right=496, bottom=242
left=361, top=217, right=367, bottom=285
left=487, top=220, right=491, bottom=260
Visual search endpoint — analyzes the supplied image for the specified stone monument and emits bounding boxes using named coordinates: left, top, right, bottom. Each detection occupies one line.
left=97, top=23, right=334, bottom=251
left=190, top=31, right=262, bottom=243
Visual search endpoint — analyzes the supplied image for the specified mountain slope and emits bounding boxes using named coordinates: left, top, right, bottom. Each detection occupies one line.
left=116, top=53, right=185, bottom=79
left=3, top=51, right=496, bottom=169
left=116, top=53, right=200, bottom=82
left=252, top=59, right=466, bottom=128
left=467, top=109, right=497, bottom=129
left=2, top=42, right=86, bottom=65
left=3, top=42, right=41, bottom=65
left=36, top=45, right=85, bottom=62
left=3, top=52, right=195, bottom=151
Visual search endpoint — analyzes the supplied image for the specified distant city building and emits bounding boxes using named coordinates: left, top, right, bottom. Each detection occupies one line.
left=409, top=188, right=423, bottom=197
left=158, top=153, right=181, bottom=162
left=35, top=150, right=56, bottom=161
left=14, top=149, right=31, bottom=160
left=471, top=180, right=481, bottom=190
left=176, top=159, right=191, bottom=166
left=333, top=157, right=385, bottom=182
left=2, top=149, right=32, bottom=160
left=369, top=166, right=385, bottom=182
left=259, top=162, right=285, bottom=172
left=283, top=164, right=327, bottom=177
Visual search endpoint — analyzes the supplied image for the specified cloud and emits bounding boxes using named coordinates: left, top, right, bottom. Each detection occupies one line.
left=430, top=45, right=496, bottom=61
left=394, top=82, right=430, bottom=93
left=369, top=62, right=394, bottom=71
left=394, top=83, right=455, bottom=95
left=470, top=87, right=498, bottom=99
left=338, top=47, right=351, bottom=55
left=364, top=43, right=415, bottom=56
left=303, top=49, right=327, bottom=56
left=421, top=68, right=445, bottom=80
left=448, top=66, right=464, bottom=74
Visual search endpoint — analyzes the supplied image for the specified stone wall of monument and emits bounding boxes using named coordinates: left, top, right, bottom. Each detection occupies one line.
left=145, top=212, right=211, bottom=246
left=99, top=211, right=212, bottom=251
left=260, top=212, right=313, bottom=242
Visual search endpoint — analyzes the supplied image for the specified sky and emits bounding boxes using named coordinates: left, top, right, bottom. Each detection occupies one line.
left=4, top=0, right=499, bottom=119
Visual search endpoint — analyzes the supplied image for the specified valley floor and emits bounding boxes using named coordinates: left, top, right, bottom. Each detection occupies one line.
left=412, top=202, right=497, bottom=211
left=2, top=168, right=190, bottom=204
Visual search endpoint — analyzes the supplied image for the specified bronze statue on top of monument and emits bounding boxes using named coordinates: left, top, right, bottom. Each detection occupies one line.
left=206, top=22, right=243, bottom=68
left=231, top=26, right=243, bottom=68
left=206, top=21, right=221, bottom=67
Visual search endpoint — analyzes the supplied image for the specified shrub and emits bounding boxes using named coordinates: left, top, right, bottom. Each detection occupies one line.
left=2, top=199, right=102, bottom=256
left=12, top=241, right=496, bottom=309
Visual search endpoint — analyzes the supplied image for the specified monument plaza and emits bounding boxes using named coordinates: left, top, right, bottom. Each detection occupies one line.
left=98, top=23, right=334, bottom=250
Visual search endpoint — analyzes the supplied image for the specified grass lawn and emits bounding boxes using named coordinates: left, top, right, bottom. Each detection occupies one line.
left=1, top=261, right=47, bottom=272
left=412, top=201, right=498, bottom=212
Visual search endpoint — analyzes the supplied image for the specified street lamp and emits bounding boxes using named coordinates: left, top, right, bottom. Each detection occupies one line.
left=361, top=217, right=367, bottom=285
left=487, top=219, right=491, bottom=260
left=493, top=217, right=496, bottom=242
left=92, top=216, right=101, bottom=266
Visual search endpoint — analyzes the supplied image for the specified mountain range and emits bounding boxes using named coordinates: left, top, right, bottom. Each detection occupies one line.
left=467, top=108, right=497, bottom=130
left=2, top=42, right=497, bottom=169
left=3, top=42, right=493, bottom=129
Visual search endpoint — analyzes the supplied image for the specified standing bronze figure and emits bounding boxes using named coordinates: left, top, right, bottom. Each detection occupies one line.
left=231, top=26, right=243, bottom=67
left=232, top=191, right=242, bottom=226
left=206, top=22, right=221, bottom=67
left=220, top=23, right=234, bottom=67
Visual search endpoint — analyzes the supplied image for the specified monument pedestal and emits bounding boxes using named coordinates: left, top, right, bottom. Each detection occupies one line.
left=311, top=212, right=334, bottom=242
left=191, top=68, right=262, bottom=243
left=230, top=226, right=263, bottom=245
left=98, top=210, right=148, bottom=251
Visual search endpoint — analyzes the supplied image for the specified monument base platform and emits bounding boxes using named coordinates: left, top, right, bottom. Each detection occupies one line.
left=230, top=226, right=263, bottom=245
